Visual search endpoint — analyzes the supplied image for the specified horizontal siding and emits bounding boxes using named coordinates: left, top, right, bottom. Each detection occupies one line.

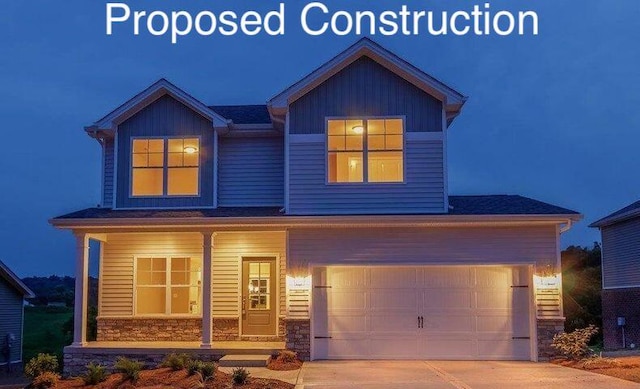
left=290, top=56, right=442, bottom=134
left=288, top=226, right=559, bottom=319
left=288, top=140, right=444, bottom=214
left=212, top=231, right=286, bottom=318
left=218, top=136, right=284, bottom=206
left=100, top=232, right=203, bottom=316
left=602, top=218, right=640, bottom=288
left=0, top=278, right=24, bottom=363
left=115, top=95, right=214, bottom=208
left=288, top=226, right=556, bottom=268
left=103, top=138, right=114, bottom=207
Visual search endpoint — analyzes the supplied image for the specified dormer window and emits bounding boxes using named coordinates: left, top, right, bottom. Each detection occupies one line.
left=131, top=137, right=200, bottom=197
left=327, top=118, right=404, bottom=183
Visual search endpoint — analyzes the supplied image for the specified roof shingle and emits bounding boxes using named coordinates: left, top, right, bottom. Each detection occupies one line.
left=209, top=105, right=270, bottom=124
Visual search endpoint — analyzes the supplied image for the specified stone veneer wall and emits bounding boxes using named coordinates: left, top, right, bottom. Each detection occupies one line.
left=285, top=318, right=310, bottom=361
left=537, top=318, right=565, bottom=361
left=97, top=318, right=202, bottom=341
left=63, top=348, right=222, bottom=377
left=212, top=318, right=239, bottom=340
left=602, top=288, right=640, bottom=350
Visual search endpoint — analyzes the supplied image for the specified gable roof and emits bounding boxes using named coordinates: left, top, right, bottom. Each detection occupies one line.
left=87, top=79, right=230, bottom=133
left=268, top=37, right=467, bottom=124
left=209, top=105, right=271, bottom=125
left=0, top=260, right=35, bottom=298
left=590, top=200, right=640, bottom=228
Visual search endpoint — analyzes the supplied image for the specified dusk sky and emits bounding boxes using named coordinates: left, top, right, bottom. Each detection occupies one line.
left=0, top=0, right=637, bottom=277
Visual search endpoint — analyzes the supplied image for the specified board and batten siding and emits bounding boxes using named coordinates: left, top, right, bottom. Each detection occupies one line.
left=100, top=232, right=203, bottom=316
left=218, top=136, right=284, bottom=206
left=103, top=138, right=115, bottom=207
left=289, top=56, right=443, bottom=134
left=0, top=277, right=24, bottom=363
left=601, top=218, right=640, bottom=289
left=212, top=231, right=286, bottom=319
left=115, top=95, right=215, bottom=208
left=288, top=138, right=445, bottom=214
left=287, top=226, right=561, bottom=319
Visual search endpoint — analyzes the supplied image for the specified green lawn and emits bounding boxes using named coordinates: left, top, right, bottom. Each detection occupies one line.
left=23, top=306, right=72, bottom=364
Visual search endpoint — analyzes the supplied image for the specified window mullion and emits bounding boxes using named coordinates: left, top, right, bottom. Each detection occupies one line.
left=163, top=138, right=168, bottom=196
left=363, top=120, right=368, bottom=183
left=166, top=257, right=171, bottom=315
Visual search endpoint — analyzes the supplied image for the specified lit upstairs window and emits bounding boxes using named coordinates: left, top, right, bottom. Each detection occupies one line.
left=131, top=138, right=200, bottom=197
left=327, top=118, right=403, bottom=183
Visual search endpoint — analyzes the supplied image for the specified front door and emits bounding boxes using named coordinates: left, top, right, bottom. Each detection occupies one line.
left=242, top=258, right=277, bottom=336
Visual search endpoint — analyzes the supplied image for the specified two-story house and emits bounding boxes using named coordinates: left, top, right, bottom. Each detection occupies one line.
left=51, top=38, right=581, bottom=374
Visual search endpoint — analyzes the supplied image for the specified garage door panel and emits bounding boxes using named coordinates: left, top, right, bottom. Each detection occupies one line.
left=328, top=267, right=368, bottom=288
left=328, top=291, right=366, bottom=310
left=313, top=265, right=532, bottom=361
left=371, top=267, right=418, bottom=288
left=422, top=268, right=473, bottom=288
left=370, top=289, right=417, bottom=310
left=370, top=314, right=419, bottom=333
left=422, top=289, right=472, bottom=309
left=423, top=315, right=475, bottom=332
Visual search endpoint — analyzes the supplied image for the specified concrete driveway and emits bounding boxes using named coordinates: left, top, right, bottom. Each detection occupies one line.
left=297, top=360, right=640, bottom=389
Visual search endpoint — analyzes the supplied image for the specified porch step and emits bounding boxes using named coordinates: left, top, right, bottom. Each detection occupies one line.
left=218, top=354, right=271, bottom=367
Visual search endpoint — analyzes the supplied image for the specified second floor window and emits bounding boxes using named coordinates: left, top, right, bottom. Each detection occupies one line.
left=327, top=118, right=404, bottom=183
left=131, top=138, right=200, bottom=197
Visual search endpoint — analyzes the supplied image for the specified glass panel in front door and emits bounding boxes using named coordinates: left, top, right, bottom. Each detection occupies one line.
left=248, top=262, right=270, bottom=310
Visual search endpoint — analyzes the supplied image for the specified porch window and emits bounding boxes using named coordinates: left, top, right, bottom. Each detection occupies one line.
left=135, top=257, right=202, bottom=316
left=131, top=138, right=200, bottom=197
left=327, top=118, right=404, bottom=183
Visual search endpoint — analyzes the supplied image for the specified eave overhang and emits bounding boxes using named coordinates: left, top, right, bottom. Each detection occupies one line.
left=50, top=213, right=581, bottom=232
left=589, top=207, right=640, bottom=229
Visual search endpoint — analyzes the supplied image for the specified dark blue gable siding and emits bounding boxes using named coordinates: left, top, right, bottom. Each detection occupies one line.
left=0, top=277, right=23, bottom=363
left=115, top=95, right=214, bottom=208
left=290, top=56, right=443, bottom=134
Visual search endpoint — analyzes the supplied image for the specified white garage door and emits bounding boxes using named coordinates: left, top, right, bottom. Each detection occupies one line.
left=312, top=266, right=532, bottom=360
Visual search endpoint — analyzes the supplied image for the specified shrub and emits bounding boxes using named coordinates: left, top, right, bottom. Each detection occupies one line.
left=83, top=362, right=108, bottom=385
left=114, top=356, right=144, bottom=382
left=552, top=324, right=599, bottom=360
left=32, top=372, right=60, bottom=389
left=277, top=350, right=297, bottom=363
left=200, top=362, right=216, bottom=380
left=160, top=353, right=192, bottom=371
left=187, top=360, right=204, bottom=376
left=25, top=353, right=59, bottom=379
left=232, top=367, right=249, bottom=385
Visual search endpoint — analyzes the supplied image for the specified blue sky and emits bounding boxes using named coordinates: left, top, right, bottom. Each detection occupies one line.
left=0, top=0, right=638, bottom=276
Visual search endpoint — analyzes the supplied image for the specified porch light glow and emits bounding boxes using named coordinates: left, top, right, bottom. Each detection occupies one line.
left=286, top=275, right=311, bottom=290
left=184, top=146, right=198, bottom=154
left=351, top=125, right=364, bottom=134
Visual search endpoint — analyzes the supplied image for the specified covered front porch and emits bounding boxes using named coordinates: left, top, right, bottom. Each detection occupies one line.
left=70, top=229, right=290, bottom=349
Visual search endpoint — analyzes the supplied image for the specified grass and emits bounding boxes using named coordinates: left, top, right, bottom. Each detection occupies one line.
left=23, top=306, right=73, bottom=364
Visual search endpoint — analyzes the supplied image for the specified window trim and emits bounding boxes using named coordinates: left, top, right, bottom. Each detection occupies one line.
left=325, top=116, right=407, bottom=185
left=133, top=255, right=203, bottom=318
left=129, top=136, right=202, bottom=199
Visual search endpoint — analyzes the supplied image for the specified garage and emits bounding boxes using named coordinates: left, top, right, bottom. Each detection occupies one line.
left=312, top=265, right=533, bottom=360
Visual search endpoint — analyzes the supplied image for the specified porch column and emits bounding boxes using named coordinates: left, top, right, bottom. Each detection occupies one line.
left=72, top=232, right=89, bottom=346
left=201, top=231, right=213, bottom=348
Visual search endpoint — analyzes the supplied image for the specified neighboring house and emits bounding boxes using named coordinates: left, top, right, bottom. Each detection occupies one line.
left=50, top=38, right=581, bottom=374
left=0, top=260, right=35, bottom=372
left=590, top=200, right=640, bottom=350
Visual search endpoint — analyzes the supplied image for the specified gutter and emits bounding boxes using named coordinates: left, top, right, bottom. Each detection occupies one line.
left=50, top=213, right=582, bottom=230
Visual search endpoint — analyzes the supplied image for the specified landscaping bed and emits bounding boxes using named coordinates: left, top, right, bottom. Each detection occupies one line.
left=46, top=367, right=295, bottom=388
left=553, top=356, right=640, bottom=383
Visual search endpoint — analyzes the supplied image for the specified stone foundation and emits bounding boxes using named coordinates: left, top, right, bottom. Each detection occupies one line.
left=63, top=347, right=222, bottom=377
left=537, top=317, right=565, bottom=361
left=97, top=318, right=202, bottom=341
left=285, top=318, right=311, bottom=361
left=212, top=318, right=239, bottom=340
left=602, top=288, right=640, bottom=350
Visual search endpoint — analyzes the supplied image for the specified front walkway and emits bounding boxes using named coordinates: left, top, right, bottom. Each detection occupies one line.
left=296, top=360, right=640, bottom=389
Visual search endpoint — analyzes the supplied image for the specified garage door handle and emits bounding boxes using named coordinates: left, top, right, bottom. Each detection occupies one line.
left=418, top=316, right=424, bottom=328
left=512, top=336, right=530, bottom=339
left=418, top=316, right=420, bottom=328
left=314, top=336, right=332, bottom=339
